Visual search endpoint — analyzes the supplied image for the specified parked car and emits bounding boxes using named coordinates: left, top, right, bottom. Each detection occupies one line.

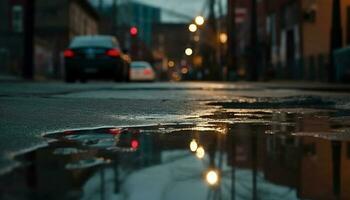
left=130, top=61, right=156, bottom=82
left=64, top=35, right=131, bottom=82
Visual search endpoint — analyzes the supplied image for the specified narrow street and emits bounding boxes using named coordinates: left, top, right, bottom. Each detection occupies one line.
left=2, top=0, right=350, bottom=199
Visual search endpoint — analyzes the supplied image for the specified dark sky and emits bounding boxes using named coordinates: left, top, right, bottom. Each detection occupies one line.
left=90, top=0, right=206, bottom=22
left=135, top=0, right=205, bottom=22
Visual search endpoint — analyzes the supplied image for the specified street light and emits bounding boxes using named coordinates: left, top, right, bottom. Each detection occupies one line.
left=219, top=33, right=228, bottom=44
left=168, top=61, right=175, bottom=68
left=189, top=24, right=198, bottom=32
left=196, top=146, right=205, bottom=159
left=195, top=16, right=205, bottom=26
left=194, top=35, right=200, bottom=42
left=185, top=48, right=193, bottom=56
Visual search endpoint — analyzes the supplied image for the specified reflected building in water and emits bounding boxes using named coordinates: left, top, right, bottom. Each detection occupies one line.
left=225, top=112, right=350, bottom=200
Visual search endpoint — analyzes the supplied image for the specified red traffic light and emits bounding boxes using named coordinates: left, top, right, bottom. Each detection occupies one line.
left=131, top=139, right=139, bottom=149
left=130, top=26, right=138, bottom=36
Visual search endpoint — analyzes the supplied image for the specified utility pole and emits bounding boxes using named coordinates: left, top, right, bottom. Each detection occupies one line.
left=329, top=0, right=343, bottom=82
left=230, top=131, right=236, bottom=200
left=208, top=0, right=218, bottom=80
left=217, top=0, right=224, bottom=81
left=112, top=0, right=118, bottom=34
left=208, top=0, right=217, bottom=33
left=227, top=0, right=236, bottom=81
left=252, top=130, right=257, bottom=200
left=331, top=141, right=341, bottom=199
left=250, top=0, right=258, bottom=81
left=23, top=0, right=35, bottom=80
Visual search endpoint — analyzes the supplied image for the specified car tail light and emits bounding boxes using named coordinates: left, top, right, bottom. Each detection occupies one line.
left=108, top=128, right=123, bottom=135
left=106, top=49, right=120, bottom=57
left=64, top=49, right=75, bottom=58
left=144, top=69, right=152, bottom=75
left=64, top=130, right=74, bottom=135
left=131, top=139, right=139, bottom=149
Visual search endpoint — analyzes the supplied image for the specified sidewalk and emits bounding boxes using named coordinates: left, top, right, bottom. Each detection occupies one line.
left=0, top=74, right=22, bottom=82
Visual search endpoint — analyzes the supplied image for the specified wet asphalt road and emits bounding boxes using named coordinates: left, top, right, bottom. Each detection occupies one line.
left=1, top=81, right=350, bottom=200
left=0, top=81, right=349, bottom=171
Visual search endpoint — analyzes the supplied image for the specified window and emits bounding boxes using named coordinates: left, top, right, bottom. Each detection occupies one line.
left=347, top=6, right=350, bottom=45
left=12, top=5, right=23, bottom=33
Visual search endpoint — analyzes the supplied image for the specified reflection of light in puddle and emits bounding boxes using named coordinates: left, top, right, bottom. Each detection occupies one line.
left=7, top=108, right=350, bottom=200
left=53, top=148, right=87, bottom=155
left=196, top=146, right=205, bottom=159
left=65, top=158, right=108, bottom=170
left=131, top=139, right=139, bottom=149
left=205, top=169, right=219, bottom=186
left=217, top=127, right=228, bottom=134
left=190, top=139, right=198, bottom=152
left=111, top=114, right=193, bottom=121
left=292, top=130, right=350, bottom=140
left=108, top=128, right=123, bottom=135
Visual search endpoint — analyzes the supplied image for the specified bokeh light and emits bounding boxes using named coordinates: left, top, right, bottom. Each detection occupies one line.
left=190, top=139, right=198, bottom=152
left=195, top=16, right=205, bottom=26
left=196, top=146, right=205, bottom=159
left=188, top=24, right=198, bottom=32
left=205, top=170, right=219, bottom=186
left=185, top=48, right=193, bottom=56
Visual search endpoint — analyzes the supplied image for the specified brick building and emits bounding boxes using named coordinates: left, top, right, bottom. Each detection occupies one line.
left=35, top=0, right=99, bottom=78
left=235, top=0, right=302, bottom=80
left=235, top=0, right=350, bottom=81
left=301, top=0, right=350, bottom=81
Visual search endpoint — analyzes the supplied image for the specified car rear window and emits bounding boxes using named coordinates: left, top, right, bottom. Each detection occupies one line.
left=70, top=36, right=119, bottom=49
left=131, top=62, right=152, bottom=69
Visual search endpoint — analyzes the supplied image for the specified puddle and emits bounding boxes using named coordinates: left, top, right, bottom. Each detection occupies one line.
left=2, top=110, right=350, bottom=200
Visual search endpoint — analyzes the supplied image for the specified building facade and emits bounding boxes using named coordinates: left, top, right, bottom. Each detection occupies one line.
left=301, top=0, right=350, bottom=82
left=116, top=2, right=161, bottom=47
left=35, top=0, right=99, bottom=78
left=152, top=23, right=191, bottom=80
left=94, top=2, right=160, bottom=62
left=235, top=0, right=350, bottom=82
left=0, top=0, right=25, bottom=75
left=0, top=0, right=99, bottom=78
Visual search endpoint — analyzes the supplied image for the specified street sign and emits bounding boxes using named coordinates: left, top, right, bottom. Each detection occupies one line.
left=235, top=8, right=247, bottom=24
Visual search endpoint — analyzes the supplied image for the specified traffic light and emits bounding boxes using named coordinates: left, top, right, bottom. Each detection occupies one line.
left=130, top=26, right=138, bottom=37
